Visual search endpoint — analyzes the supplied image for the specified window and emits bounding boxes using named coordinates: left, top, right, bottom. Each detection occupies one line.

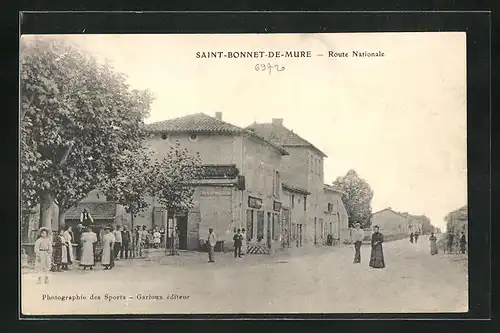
left=273, top=171, right=280, bottom=197
left=327, top=203, right=333, bottom=213
left=272, top=213, right=280, bottom=241
left=304, top=196, right=307, bottom=211
left=246, top=209, right=254, bottom=241
left=189, top=134, right=198, bottom=141
left=291, top=195, right=295, bottom=208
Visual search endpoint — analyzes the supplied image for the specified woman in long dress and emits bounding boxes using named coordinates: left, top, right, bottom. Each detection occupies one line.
left=63, top=226, right=74, bottom=265
left=34, top=227, right=53, bottom=284
left=58, top=229, right=70, bottom=270
left=52, top=230, right=63, bottom=271
left=429, top=232, right=438, bottom=255
left=153, top=229, right=161, bottom=249
left=101, top=226, right=116, bottom=270
left=80, top=227, right=97, bottom=270
left=369, top=225, right=385, bottom=269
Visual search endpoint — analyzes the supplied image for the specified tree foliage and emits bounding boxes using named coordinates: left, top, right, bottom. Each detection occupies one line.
left=20, top=36, right=154, bottom=227
left=155, top=140, right=204, bottom=215
left=102, top=147, right=158, bottom=220
left=332, top=169, right=374, bottom=229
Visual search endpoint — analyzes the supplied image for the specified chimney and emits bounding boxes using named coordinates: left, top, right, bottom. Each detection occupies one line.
left=272, top=118, right=284, bottom=126
left=215, top=112, right=222, bottom=121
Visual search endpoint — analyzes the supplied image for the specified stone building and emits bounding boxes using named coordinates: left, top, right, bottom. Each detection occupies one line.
left=246, top=118, right=350, bottom=246
left=445, top=205, right=468, bottom=239
left=371, top=208, right=409, bottom=237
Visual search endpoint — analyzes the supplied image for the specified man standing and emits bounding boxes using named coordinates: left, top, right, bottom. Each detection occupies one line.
left=73, top=223, right=84, bottom=261
left=121, top=225, right=131, bottom=259
left=233, top=229, right=243, bottom=258
left=207, top=228, right=217, bottom=263
left=351, top=223, right=364, bottom=264
left=113, top=225, right=123, bottom=260
left=80, top=209, right=94, bottom=227
left=459, top=232, right=467, bottom=254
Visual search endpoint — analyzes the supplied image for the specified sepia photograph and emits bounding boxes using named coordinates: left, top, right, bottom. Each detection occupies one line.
left=20, top=32, right=468, bottom=315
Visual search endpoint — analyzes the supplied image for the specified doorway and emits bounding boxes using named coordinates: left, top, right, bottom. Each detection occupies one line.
left=267, top=212, right=272, bottom=249
left=176, top=215, right=188, bottom=250
left=298, top=224, right=303, bottom=247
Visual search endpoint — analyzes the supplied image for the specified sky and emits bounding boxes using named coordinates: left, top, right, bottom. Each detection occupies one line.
left=32, top=33, right=467, bottom=230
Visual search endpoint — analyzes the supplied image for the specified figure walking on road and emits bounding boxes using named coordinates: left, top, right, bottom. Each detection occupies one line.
left=369, top=225, right=385, bottom=269
left=459, top=232, right=467, bottom=254
left=351, top=223, right=364, bottom=263
left=34, top=227, right=53, bottom=284
left=410, top=232, right=414, bottom=243
left=207, top=228, right=217, bottom=263
left=429, top=232, right=438, bottom=255
left=233, top=228, right=243, bottom=258
left=414, top=232, right=419, bottom=243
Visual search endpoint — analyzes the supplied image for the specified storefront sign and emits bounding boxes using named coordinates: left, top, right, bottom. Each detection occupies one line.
left=248, top=196, right=263, bottom=209
left=273, top=201, right=282, bottom=211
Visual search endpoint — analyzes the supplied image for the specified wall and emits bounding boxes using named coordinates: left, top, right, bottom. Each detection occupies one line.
left=279, top=147, right=309, bottom=190
left=371, top=210, right=408, bottom=236
left=147, top=133, right=243, bottom=169
left=242, top=135, right=283, bottom=247
left=322, top=190, right=350, bottom=242
left=282, top=189, right=307, bottom=247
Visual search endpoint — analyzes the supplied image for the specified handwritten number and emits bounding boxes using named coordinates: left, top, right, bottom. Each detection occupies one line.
left=254, top=63, right=286, bottom=74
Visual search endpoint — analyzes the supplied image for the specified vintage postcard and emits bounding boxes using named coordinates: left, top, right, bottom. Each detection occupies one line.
left=20, top=32, right=468, bottom=315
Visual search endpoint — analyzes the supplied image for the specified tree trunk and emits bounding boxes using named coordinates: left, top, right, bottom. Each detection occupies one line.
left=130, top=210, right=135, bottom=258
left=39, top=192, right=53, bottom=229
left=58, top=209, right=67, bottom=230
left=21, top=210, right=31, bottom=243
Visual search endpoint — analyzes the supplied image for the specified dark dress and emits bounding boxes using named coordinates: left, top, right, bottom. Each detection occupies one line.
left=52, top=235, right=63, bottom=266
left=369, top=232, right=385, bottom=269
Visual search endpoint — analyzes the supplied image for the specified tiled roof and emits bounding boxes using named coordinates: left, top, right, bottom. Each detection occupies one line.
left=282, top=183, right=311, bottom=195
left=372, top=208, right=406, bottom=218
left=147, top=113, right=242, bottom=133
left=246, top=123, right=327, bottom=157
left=324, top=184, right=346, bottom=195
left=147, top=113, right=288, bottom=155
left=65, top=202, right=117, bottom=220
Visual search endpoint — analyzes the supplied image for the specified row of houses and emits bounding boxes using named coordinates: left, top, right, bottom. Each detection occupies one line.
left=25, top=112, right=350, bottom=252
left=445, top=205, right=468, bottom=239
left=370, top=207, right=429, bottom=239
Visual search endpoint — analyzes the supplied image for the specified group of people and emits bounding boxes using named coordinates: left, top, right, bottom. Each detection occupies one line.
left=409, top=231, right=420, bottom=243
left=350, top=223, right=385, bottom=269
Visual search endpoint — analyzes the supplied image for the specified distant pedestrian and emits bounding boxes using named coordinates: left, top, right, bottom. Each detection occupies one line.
left=429, top=232, right=438, bottom=255
left=159, top=227, right=165, bottom=248
left=351, top=223, right=364, bottom=264
left=101, top=226, right=115, bottom=270
left=59, top=229, right=70, bottom=270
left=113, top=225, right=123, bottom=260
left=410, top=232, right=414, bottom=243
left=459, top=232, right=467, bottom=254
left=80, top=227, right=97, bottom=270
left=414, top=232, right=419, bottom=243
left=153, top=228, right=161, bottom=249
left=233, top=229, right=243, bottom=258
left=241, top=228, right=247, bottom=255
left=34, top=227, right=52, bottom=284
left=207, top=228, right=217, bottom=263
left=369, top=225, right=385, bottom=269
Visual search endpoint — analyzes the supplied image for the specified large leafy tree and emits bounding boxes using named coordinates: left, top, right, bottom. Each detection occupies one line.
left=156, top=140, right=204, bottom=218
left=332, top=169, right=374, bottom=229
left=20, top=36, right=154, bottom=228
left=101, top=147, right=159, bottom=235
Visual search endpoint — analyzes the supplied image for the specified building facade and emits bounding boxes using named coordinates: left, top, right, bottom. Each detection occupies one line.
left=445, top=205, right=468, bottom=239
left=246, top=118, right=350, bottom=246
left=371, top=207, right=430, bottom=238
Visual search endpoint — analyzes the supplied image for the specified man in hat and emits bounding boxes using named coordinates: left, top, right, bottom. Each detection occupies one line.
left=207, top=228, right=217, bottom=263
left=80, top=208, right=94, bottom=227
left=351, top=223, right=364, bottom=264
